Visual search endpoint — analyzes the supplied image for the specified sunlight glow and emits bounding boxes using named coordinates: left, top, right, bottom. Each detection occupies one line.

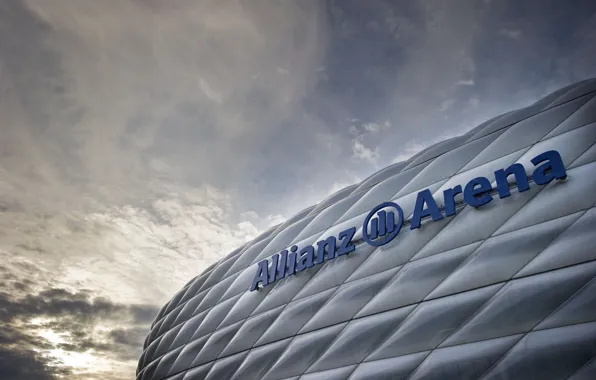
left=30, top=321, right=117, bottom=374
left=45, top=348, right=112, bottom=373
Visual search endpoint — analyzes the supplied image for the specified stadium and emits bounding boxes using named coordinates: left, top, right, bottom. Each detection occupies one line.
left=137, top=78, right=596, bottom=380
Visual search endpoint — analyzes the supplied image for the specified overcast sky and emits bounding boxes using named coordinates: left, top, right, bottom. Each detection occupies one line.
left=1, top=0, right=596, bottom=379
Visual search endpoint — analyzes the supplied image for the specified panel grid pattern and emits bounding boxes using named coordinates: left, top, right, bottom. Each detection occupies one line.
left=138, top=78, right=596, bottom=380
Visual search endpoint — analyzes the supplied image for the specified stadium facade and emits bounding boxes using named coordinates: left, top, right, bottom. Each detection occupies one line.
left=137, top=78, right=596, bottom=380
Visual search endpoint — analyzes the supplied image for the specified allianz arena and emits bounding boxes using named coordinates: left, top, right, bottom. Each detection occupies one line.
left=138, top=78, right=596, bottom=380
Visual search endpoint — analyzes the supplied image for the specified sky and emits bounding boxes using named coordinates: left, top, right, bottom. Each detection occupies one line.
left=1, top=0, right=595, bottom=379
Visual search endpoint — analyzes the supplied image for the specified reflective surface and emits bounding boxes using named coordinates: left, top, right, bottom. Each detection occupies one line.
left=138, top=78, right=596, bottom=380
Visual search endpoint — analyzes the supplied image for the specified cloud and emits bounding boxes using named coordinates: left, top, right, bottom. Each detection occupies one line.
left=0, top=185, right=263, bottom=306
left=0, top=0, right=333, bottom=216
left=352, top=138, right=380, bottom=163
left=362, top=122, right=383, bottom=133
left=236, top=221, right=260, bottom=238
left=0, top=261, right=158, bottom=380
left=0, top=347, right=62, bottom=380
left=239, top=210, right=259, bottom=220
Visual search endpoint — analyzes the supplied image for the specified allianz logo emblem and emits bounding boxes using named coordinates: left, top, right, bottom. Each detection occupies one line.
left=250, top=149, right=567, bottom=291
left=362, top=201, right=404, bottom=247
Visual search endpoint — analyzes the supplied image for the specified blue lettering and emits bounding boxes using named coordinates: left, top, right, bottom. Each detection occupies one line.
left=250, top=260, right=270, bottom=291
left=464, top=177, right=493, bottom=207
left=269, top=254, right=280, bottom=282
left=296, top=245, right=315, bottom=272
left=532, top=150, right=567, bottom=185
left=277, top=249, right=288, bottom=279
left=494, top=163, right=530, bottom=199
left=411, top=189, right=443, bottom=230
left=287, top=246, right=298, bottom=276
left=316, top=236, right=337, bottom=264
left=249, top=149, right=568, bottom=291
left=443, top=185, right=462, bottom=217
left=337, top=227, right=356, bottom=257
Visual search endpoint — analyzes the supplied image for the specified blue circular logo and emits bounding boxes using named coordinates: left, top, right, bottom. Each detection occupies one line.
left=362, top=201, right=404, bottom=247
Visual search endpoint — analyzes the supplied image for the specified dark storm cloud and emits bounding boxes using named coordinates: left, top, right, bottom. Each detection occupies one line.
left=0, top=274, right=159, bottom=379
left=0, top=285, right=158, bottom=329
left=0, top=347, right=65, bottom=380
left=0, top=312, right=70, bottom=380
left=1, top=288, right=118, bottom=322
left=109, top=327, right=151, bottom=351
